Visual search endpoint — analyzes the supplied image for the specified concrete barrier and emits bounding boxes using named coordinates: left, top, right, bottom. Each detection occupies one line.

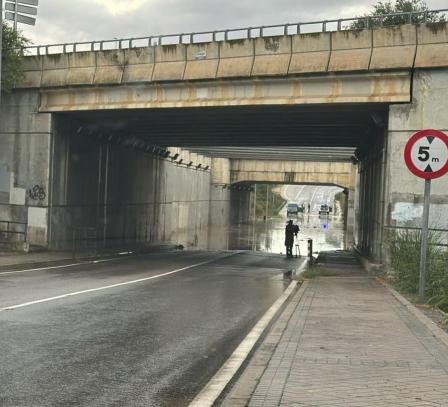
left=217, top=39, right=254, bottom=78
left=19, top=56, right=42, bottom=88
left=289, top=32, right=331, bottom=74
left=13, top=22, right=448, bottom=89
left=93, top=50, right=125, bottom=85
left=153, top=44, right=187, bottom=81
left=41, top=54, right=69, bottom=87
left=68, top=51, right=96, bottom=85
left=230, top=160, right=354, bottom=187
left=329, top=30, right=372, bottom=71
left=370, top=25, right=416, bottom=70
left=252, top=36, right=291, bottom=76
left=123, top=48, right=155, bottom=83
left=415, top=23, right=448, bottom=68
left=184, top=42, right=219, bottom=80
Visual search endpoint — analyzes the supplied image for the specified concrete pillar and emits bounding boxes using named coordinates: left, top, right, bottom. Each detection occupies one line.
left=208, top=158, right=231, bottom=250
left=387, top=70, right=448, bottom=234
left=0, top=90, right=53, bottom=248
left=345, top=164, right=357, bottom=248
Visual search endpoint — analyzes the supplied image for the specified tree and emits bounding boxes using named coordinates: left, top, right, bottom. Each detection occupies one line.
left=1, top=24, right=30, bottom=92
left=350, top=0, right=446, bottom=29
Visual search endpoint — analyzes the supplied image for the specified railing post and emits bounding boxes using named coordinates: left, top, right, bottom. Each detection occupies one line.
left=308, top=239, right=313, bottom=262
left=365, top=17, right=370, bottom=29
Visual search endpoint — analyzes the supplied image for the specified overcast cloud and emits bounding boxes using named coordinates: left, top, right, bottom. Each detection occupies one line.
left=14, top=0, right=448, bottom=45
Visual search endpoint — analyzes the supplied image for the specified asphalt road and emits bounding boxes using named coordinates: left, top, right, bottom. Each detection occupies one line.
left=0, top=250, right=296, bottom=407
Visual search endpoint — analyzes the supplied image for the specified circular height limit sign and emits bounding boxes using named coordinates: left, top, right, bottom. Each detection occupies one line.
left=404, top=129, right=448, bottom=179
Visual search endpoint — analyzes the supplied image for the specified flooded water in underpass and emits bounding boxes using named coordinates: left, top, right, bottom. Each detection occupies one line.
left=228, top=213, right=346, bottom=256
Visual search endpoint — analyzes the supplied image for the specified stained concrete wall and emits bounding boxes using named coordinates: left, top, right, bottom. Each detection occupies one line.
left=0, top=90, right=52, bottom=247
left=230, top=160, right=354, bottom=188
left=18, top=23, right=448, bottom=89
left=386, top=69, right=448, bottom=234
left=49, top=117, right=217, bottom=250
left=355, top=130, right=388, bottom=261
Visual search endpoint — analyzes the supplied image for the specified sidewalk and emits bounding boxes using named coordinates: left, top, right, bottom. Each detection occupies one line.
left=222, top=253, right=448, bottom=406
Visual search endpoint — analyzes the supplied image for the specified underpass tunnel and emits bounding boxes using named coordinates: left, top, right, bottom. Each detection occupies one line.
left=225, top=180, right=348, bottom=255
left=48, top=103, right=388, bottom=259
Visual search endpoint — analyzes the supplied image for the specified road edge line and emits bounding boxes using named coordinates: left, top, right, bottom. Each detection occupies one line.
left=379, top=279, right=448, bottom=349
left=0, top=252, right=239, bottom=312
left=189, top=275, right=303, bottom=407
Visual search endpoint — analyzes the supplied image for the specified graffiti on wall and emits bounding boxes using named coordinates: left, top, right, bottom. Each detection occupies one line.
left=28, top=185, right=46, bottom=201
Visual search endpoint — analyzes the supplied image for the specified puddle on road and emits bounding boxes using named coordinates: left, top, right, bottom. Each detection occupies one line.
left=204, top=213, right=346, bottom=256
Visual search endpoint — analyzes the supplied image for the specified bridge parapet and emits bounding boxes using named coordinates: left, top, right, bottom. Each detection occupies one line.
left=230, top=160, right=355, bottom=189
left=18, top=22, right=448, bottom=89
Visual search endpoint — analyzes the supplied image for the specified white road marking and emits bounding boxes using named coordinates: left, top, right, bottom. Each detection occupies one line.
left=189, top=260, right=309, bottom=407
left=0, top=254, right=235, bottom=312
left=0, top=257, right=125, bottom=276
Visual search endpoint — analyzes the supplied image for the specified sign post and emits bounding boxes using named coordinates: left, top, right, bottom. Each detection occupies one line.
left=404, top=129, right=448, bottom=303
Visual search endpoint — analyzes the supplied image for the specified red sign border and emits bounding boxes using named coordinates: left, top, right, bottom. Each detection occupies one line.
left=404, top=129, right=448, bottom=180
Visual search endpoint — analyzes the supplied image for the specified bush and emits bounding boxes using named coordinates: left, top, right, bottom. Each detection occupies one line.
left=1, top=24, right=30, bottom=92
left=388, top=229, right=448, bottom=312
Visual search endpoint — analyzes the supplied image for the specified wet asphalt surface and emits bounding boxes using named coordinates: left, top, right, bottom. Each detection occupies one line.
left=0, top=250, right=298, bottom=407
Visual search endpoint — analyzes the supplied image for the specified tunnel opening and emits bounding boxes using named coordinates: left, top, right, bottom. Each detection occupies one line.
left=48, top=102, right=389, bottom=260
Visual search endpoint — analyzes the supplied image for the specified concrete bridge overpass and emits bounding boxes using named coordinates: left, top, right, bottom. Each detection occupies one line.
left=1, top=16, right=448, bottom=263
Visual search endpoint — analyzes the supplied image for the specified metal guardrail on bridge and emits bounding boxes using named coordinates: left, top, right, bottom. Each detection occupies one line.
left=22, top=9, right=448, bottom=56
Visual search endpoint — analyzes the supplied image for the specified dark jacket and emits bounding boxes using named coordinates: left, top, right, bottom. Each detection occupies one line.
left=285, top=224, right=299, bottom=246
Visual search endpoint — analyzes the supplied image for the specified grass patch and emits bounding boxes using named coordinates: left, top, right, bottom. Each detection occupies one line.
left=388, top=229, right=448, bottom=313
left=300, top=266, right=339, bottom=279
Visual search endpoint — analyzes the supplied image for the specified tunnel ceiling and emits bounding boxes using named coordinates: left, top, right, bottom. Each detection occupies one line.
left=61, top=103, right=388, bottom=161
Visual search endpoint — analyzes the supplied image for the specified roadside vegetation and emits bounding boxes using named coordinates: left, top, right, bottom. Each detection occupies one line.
left=388, top=230, right=448, bottom=323
left=300, top=266, right=339, bottom=280
left=350, top=0, right=446, bottom=29
left=1, top=24, right=30, bottom=92
left=255, top=185, right=286, bottom=218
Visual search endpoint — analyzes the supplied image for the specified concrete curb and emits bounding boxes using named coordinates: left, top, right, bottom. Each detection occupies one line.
left=189, top=275, right=304, bottom=407
left=220, top=279, right=310, bottom=407
left=379, top=279, right=448, bottom=349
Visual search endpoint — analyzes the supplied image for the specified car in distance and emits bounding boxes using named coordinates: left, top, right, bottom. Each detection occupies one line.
left=318, top=204, right=331, bottom=215
left=287, top=203, right=301, bottom=216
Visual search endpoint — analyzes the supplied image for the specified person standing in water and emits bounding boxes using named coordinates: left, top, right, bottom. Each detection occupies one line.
left=285, top=220, right=299, bottom=257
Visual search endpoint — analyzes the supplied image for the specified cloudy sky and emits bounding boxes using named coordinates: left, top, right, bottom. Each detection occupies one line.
left=10, top=0, right=448, bottom=45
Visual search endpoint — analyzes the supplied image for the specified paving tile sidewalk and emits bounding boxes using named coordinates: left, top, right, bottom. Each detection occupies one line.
left=222, top=263, right=448, bottom=406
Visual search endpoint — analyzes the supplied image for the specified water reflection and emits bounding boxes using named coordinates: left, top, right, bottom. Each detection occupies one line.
left=226, top=213, right=346, bottom=255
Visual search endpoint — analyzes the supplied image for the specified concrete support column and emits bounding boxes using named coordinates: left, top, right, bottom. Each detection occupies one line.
left=208, top=158, right=231, bottom=250
left=0, top=90, right=53, bottom=249
left=385, top=69, right=448, bottom=263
